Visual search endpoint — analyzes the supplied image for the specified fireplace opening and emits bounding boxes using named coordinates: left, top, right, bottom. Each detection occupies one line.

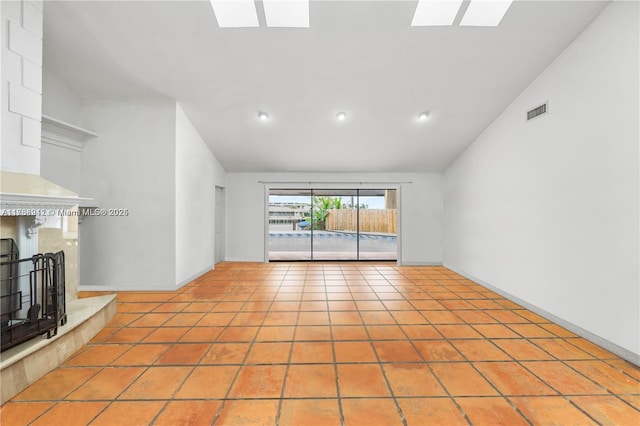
left=1, top=238, right=67, bottom=352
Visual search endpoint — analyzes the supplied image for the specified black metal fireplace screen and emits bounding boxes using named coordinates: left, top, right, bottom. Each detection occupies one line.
left=1, top=238, right=67, bottom=352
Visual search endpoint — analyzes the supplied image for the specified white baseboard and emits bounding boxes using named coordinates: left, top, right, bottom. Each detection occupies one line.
left=224, top=257, right=265, bottom=263
left=176, top=265, right=214, bottom=288
left=78, top=285, right=176, bottom=292
left=445, top=264, right=640, bottom=366
left=79, top=265, right=215, bottom=292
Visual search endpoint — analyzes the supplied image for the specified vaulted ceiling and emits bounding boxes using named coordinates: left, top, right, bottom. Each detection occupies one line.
left=43, top=1, right=608, bottom=172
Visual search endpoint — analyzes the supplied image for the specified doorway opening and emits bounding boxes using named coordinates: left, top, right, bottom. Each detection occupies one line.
left=268, top=189, right=397, bottom=261
left=214, top=186, right=225, bottom=265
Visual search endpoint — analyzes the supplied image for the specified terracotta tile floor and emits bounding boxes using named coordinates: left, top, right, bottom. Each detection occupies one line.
left=2, top=262, right=639, bottom=425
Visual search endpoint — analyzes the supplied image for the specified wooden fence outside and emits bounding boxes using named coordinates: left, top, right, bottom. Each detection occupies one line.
left=325, top=209, right=397, bottom=234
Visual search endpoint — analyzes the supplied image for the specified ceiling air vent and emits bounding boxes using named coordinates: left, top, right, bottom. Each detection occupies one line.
left=527, top=102, right=548, bottom=121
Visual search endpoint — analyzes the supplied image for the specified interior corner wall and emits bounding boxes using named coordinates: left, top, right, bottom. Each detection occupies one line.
left=79, top=99, right=177, bottom=290
left=175, top=103, right=226, bottom=286
left=40, top=68, right=84, bottom=194
left=225, top=172, right=442, bottom=264
left=443, top=2, right=639, bottom=360
left=42, top=67, right=83, bottom=126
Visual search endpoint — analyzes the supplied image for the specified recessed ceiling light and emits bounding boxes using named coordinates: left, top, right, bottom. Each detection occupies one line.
left=336, top=112, right=347, bottom=121
left=210, top=0, right=259, bottom=28
left=418, top=112, right=430, bottom=121
left=411, top=0, right=463, bottom=26
left=460, top=0, right=514, bottom=27
left=258, top=112, right=269, bottom=121
left=263, top=0, right=309, bottom=28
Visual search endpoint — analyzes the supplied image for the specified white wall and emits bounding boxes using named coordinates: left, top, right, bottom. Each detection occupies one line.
left=40, top=68, right=84, bottom=194
left=42, top=67, right=83, bottom=126
left=402, top=173, right=442, bottom=264
left=443, top=2, right=639, bottom=360
left=1, top=0, right=43, bottom=175
left=79, top=99, right=177, bottom=289
left=40, top=74, right=229, bottom=289
left=175, top=103, right=226, bottom=285
left=39, top=142, right=81, bottom=194
left=225, top=172, right=442, bottom=264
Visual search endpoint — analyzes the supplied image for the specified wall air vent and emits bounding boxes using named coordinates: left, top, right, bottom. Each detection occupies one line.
left=527, top=102, right=548, bottom=121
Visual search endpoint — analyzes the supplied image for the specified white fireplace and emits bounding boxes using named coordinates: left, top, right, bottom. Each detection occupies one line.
left=0, top=172, right=87, bottom=301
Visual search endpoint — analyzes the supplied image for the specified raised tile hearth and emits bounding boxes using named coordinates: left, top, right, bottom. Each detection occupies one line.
left=1, top=295, right=116, bottom=404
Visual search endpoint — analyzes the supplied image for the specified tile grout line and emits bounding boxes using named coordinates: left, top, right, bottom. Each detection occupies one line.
left=444, top=273, right=628, bottom=425
left=442, top=273, right=639, bottom=422
left=396, top=270, right=535, bottom=425
left=112, top=289, right=224, bottom=425
left=351, top=268, right=409, bottom=426
left=379, top=268, right=474, bottom=425
left=199, top=266, right=279, bottom=425
left=274, top=263, right=303, bottom=426
left=326, top=266, right=346, bottom=426
left=8, top=263, right=640, bottom=425
left=77, top=295, right=166, bottom=425
left=437, top=276, right=539, bottom=426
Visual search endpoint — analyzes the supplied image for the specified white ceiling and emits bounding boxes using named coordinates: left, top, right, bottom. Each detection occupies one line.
left=43, top=0, right=608, bottom=173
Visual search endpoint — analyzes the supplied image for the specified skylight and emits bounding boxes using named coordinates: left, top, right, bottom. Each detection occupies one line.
left=210, top=0, right=259, bottom=28
left=411, top=0, right=463, bottom=26
left=460, top=0, right=514, bottom=27
left=263, top=0, right=309, bottom=28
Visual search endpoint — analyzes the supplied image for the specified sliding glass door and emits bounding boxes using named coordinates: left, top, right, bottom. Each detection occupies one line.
left=268, top=190, right=312, bottom=260
left=268, top=189, right=397, bottom=261
left=311, top=190, right=358, bottom=260
left=358, top=189, right=398, bottom=261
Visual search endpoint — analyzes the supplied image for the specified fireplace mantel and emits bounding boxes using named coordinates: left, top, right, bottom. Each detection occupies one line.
left=41, top=115, right=98, bottom=152
left=0, top=192, right=94, bottom=213
left=0, top=170, right=97, bottom=214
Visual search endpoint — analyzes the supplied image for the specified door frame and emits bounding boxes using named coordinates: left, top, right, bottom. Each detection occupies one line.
left=214, top=185, right=225, bottom=265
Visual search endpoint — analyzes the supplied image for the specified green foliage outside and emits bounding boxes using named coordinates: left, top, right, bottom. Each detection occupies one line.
left=298, top=196, right=370, bottom=230
left=305, top=196, right=344, bottom=230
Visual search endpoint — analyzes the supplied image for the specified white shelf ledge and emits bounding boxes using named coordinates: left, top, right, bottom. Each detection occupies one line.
left=41, top=115, right=98, bottom=152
